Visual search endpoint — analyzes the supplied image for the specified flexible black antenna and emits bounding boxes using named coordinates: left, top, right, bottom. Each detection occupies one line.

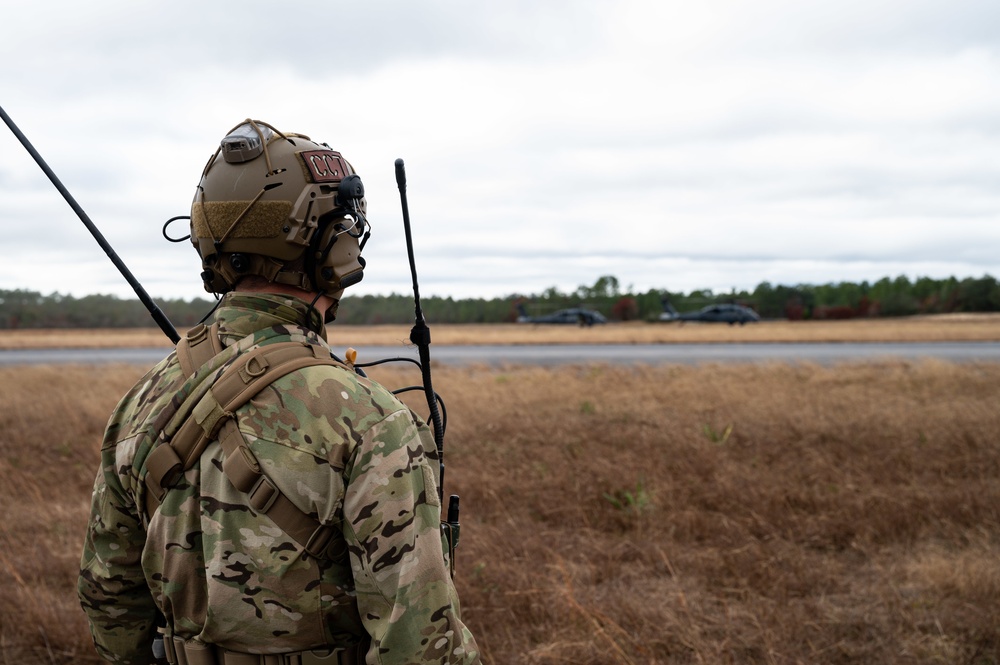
left=0, top=105, right=180, bottom=343
left=395, top=158, right=461, bottom=568
left=394, top=158, right=446, bottom=495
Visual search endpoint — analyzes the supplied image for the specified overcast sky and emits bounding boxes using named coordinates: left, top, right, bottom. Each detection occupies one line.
left=2, top=0, right=998, bottom=304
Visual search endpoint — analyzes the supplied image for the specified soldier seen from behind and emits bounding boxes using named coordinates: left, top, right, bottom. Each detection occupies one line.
left=78, top=120, right=480, bottom=665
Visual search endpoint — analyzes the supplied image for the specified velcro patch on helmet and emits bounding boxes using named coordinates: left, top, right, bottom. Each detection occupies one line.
left=299, top=150, right=349, bottom=184
left=192, top=201, right=293, bottom=238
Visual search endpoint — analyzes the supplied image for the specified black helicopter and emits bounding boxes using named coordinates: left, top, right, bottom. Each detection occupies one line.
left=659, top=300, right=760, bottom=325
left=515, top=303, right=607, bottom=326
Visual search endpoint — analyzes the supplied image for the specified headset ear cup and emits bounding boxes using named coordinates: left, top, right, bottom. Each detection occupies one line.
left=338, top=174, right=365, bottom=204
left=309, top=221, right=365, bottom=294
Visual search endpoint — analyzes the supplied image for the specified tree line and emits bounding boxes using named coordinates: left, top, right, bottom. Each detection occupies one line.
left=1, top=273, right=998, bottom=329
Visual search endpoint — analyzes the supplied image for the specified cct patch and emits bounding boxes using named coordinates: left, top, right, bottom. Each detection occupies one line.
left=299, top=150, right=349, bottom=184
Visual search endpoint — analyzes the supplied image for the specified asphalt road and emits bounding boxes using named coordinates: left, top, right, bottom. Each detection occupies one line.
left=2, top=342, right=1000, bottom=366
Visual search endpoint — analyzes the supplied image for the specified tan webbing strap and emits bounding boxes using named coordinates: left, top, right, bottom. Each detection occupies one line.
left=143, top=323, right=228, bottom=518
left=176, top=323, right=225, bottom=377
left=218, top=418, right=344, bottom=560
left=159, top=340, right=348, bottom=560
left=143, top=336, right=328, bottom=513
left=209, top=342, right=347, bottom=560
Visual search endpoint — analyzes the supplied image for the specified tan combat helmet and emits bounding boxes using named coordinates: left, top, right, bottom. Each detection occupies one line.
left=190, top=119, right=368, bottom=300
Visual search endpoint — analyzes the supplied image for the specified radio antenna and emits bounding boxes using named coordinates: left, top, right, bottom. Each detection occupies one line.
left=395, top=158, right=461, bottom=569
left=0, top=105, right=179, bottom=343
left=394, top=158, right=445, bottom=489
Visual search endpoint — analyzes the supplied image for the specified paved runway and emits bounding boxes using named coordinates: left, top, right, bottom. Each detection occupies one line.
left=2, top=342, right=999, bottom=366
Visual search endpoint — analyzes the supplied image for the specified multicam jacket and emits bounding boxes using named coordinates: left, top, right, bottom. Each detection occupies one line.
left=79, top=292, right=480, bottom=665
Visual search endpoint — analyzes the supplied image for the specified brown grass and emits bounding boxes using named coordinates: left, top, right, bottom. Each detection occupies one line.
left=1, top=313, right=999, bottom=349
left=2, top=360, right=1000, bottom=664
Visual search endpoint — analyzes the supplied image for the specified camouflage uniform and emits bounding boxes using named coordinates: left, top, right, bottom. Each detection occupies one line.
left=79, top=292, right=480, bottom=665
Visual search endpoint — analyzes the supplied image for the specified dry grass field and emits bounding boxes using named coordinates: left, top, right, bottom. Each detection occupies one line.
left=1, top=356, right=999, bottom=664
left=0, top=313, right=999, bottom=349
left=0, top=362, right=1000, bottom=665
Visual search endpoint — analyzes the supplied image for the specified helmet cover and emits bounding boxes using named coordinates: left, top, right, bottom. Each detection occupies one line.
left=190, top=119, right=368, bottom=299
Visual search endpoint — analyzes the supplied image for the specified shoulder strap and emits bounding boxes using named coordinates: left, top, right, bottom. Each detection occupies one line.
left=176, top=322, right=225, bottom=377
left=143, top=335, right=349, bottom=561
left=142, top=323, right=233, bottom=518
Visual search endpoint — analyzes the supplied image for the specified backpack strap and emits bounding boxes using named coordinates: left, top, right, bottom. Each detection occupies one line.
left=142, top=322, right=228, bottom=519
left=144, top=337, right=349, bottom=561
left=176, top=322, right=225, bottom=377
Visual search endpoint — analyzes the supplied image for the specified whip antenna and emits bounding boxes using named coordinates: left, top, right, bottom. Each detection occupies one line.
left=394, top=158, right=446, bottom=493
left=0, top=105, right=179, bottom=343
left=395, top=158, right=461, bottom=570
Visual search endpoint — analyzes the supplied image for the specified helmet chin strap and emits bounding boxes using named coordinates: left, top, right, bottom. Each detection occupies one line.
left=308, top=289, right=341, bottom=325
left=308, top=290, right=326, bottom=326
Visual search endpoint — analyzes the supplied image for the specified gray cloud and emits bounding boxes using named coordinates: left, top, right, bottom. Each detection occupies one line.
left=1, top=0, right=998, bottom=303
